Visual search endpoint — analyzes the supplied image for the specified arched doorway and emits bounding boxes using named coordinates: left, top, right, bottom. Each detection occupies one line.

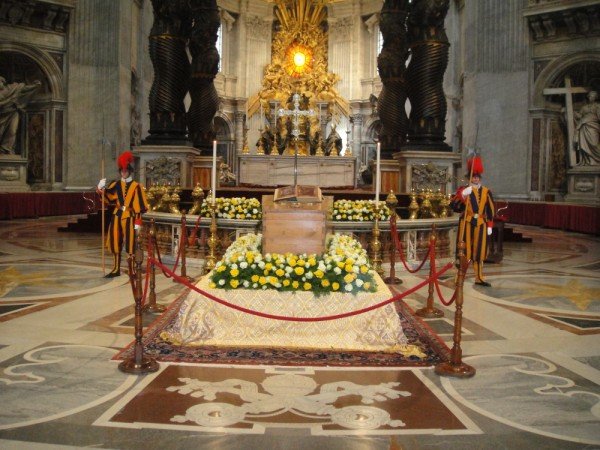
left=0, top=46, right=64, bottom=190
left=531, top=53, right=600, bottom=203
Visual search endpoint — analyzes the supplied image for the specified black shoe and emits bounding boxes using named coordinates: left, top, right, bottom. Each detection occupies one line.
left=104, top=271, right=121, bottom=278
left=474, top=280, right=491, bottom=287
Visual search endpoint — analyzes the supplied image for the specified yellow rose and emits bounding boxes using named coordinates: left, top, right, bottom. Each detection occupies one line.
left=294, top=266, right=305, bottom=276
left=337, top=261, right=345, bottom=268
left=314, top=269, right=324, bottom=279
left=292, top=280, right=299, bottom=289
left=344, top=264, right=354, bottom=273
left=209, top=282, right=217, bottom=288
left=265, top=262, right=272, bottom=271
left=259, top=276, right=267, bottom=285
left=344, top=273, right=356, bottom=283
left=251, top=275, right=259, bottom=283
left=321, top=279, right=330, bottom=287
left=297, top=259, right=305, bottom=266
left=230, top=268, right=239, bottom=277
left=217, top=265, right=226, bottom=272
left=303, top=282, right=312, bottom=290
left=230, top=279, right=239, bottom=288
left=360, top=265, right=369, bottom=274
left=332, top=282, right=340, bottom=291
left=276, top=268, right=285, bottom=277
left=364, top=282, right=371, bottom=290
left=307, top=257, right=316, bottom=266
left=283, top=279, right=291, bottom=287
left=288, top=258, right=297, bottom=267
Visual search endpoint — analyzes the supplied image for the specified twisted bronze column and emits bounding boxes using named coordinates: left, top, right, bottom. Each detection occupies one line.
left=377, top=0, right=410, bottom=159
left=144, top=0, right=192, bottom=145
left=405, top=0, right=451, bottom=150
left=188, top=0, right=220, bottom=152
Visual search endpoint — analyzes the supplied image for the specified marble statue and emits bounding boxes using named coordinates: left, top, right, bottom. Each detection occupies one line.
left=325, top=124, right=343, bottom=156
left=574, top=90, right=600, bottom=165
left=0, top=76, right=41, bottom=155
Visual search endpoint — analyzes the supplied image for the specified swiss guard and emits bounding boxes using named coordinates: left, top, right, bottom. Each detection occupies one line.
left=451, top=154, right=496, bottom=287
left=96, top=151, right=149, bottom=278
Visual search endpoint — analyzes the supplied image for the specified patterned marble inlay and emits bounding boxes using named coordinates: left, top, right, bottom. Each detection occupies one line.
left=0, top=263, right=118, bottom=299
left=0, top=345, right=136, bottom=430
left=473, top=276, right=600, bottom=313
left=96, top=365, right=481, bottom=435
left=441, top=354, right=600, bottom=446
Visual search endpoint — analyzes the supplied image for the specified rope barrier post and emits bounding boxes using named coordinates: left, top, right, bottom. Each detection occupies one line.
left=204, top=201, right=219, bottom=274
left=435, top=241, right=475, bottom=378
left=416, top=224, right=444, bottom=318
left=143, top=219, right=166, bottom=314
left=384, top=191, right=402, bottom=285
left=119, top=227, right=159, bottom=374
left=179, top=211, right=193, bottom=282
left=370, top=202, right=384, bottom=277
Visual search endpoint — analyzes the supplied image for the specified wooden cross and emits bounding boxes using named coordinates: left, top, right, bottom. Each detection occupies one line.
left=543, top=76, right=587, bottom=166
left=278, top=93, right=314, bottom=186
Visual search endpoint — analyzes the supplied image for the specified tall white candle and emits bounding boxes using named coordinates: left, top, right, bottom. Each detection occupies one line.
left=211, top=140, right=217, bottom=205
left=375, top=142, right=381, bottom=207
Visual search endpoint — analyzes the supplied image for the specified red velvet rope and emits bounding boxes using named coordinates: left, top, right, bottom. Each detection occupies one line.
left=188, top=214, right=202, bottom=243
left=430, top=256, right=458, bottom=306
left=153, top=233, right=182, bottom=278
left=148, top=257, right=454, bottom=322
left=390, top=217, right=432, bottom=273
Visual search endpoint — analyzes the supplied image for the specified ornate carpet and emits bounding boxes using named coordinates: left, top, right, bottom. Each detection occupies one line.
left=114, top=289, right=451, bottom=367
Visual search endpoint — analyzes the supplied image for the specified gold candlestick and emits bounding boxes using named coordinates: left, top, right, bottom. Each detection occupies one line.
left=408, top=189, right=419, bottom=220
left=370, top=204, right=384, bottom=277
left=205, top=201, right=219, bottom=274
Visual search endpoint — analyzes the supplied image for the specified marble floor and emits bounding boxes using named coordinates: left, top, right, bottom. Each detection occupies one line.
left=0, top=216, right=598, bottom=449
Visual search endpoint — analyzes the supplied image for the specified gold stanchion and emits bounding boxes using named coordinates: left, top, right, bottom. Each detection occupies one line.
left=370, top=203, right=384, bottom=277
left=179, top=212, right=193, bottom=282
left=416, top=224, right=444, bottom=318
left=119, top=228, right=159, bottom=374
left=384, top=191, right=402, bottom=285
left=435, top=241, right=475, bottom=378
left=143, top=219, right=165, bottom=314
left=204, top=202, right=219, bottom=274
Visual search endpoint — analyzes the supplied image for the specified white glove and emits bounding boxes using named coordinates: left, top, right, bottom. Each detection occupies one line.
left=134, top=223, right=141, bottom=230
left=462, top=186, right=472, bottom=197
left=487, top=227, right=492, bottom=236
left=97, top=178, right=106, bottom=190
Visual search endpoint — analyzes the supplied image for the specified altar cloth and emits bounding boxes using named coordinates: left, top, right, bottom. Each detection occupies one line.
left=160, top=274, right=425, bottom=356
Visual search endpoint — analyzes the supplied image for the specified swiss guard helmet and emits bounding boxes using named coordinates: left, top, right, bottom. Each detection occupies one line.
left=117, top=151, right=134, bottom=174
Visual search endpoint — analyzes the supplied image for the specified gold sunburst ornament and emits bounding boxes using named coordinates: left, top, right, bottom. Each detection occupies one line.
left=250, top=0, right=348, bottom=120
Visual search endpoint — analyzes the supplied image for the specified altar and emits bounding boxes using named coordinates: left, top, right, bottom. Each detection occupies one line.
left=238, top=154, right=356, bottom=188
left=160, top=274, right=424, bottom=356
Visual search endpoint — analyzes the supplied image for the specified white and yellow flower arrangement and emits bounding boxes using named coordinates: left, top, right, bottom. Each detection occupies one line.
left=209, top=233, right=378, bottom=295
left=331, top=199, right=391, bottom=222
left=200, top=197, right=262, bottom=220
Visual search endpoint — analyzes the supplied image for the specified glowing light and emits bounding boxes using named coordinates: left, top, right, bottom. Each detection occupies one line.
left=293, top=51, right=306, bottom=68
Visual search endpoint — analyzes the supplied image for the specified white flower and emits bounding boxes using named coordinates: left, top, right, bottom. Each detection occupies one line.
left=344, top=284, right=353, bottom=292
left=334, top=267, right=342, bottom=275
left=285, top=266, right=293, bottom=273
left=258, top=261, right=265, bottom=269
left=218, top=279, right=225, bottom=286
left=240, top=261, right=248, bottom=269
left=252, top=283, right=258, bottom=288
left=305, top=271, right=313, bottom=279
left=230, top=263, right=238, bottom=270
left=243, top=280, right=250, bottom=287
left=355, top=279, right=364, bottom=287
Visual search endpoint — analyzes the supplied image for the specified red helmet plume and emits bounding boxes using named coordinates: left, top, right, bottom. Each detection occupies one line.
left=467, top=155, right=484, bottom=176
left=117, top=151, right=134, bottom=172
